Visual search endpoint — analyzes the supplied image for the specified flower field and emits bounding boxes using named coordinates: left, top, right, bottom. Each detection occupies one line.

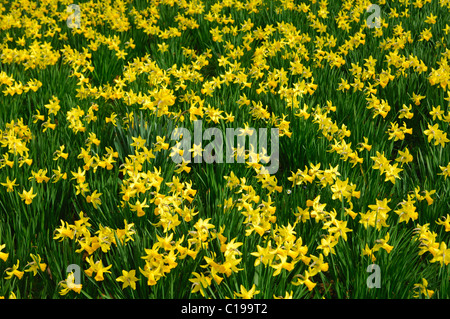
left=0, top=0, right=450, bottom=299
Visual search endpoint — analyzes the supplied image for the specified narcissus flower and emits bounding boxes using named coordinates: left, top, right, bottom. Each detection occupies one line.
left=0, top=176, right=18, bottom=192
left=0, top=244, right=9, bottom=262
left=86, top=190, right=102, bottom=209
left=413, top=278, right=434, bottom=298
left=4, top=260, right=24, bottom=280
left=84, top=256, right=112, bottom=281
left=234, top=284, right=260, bottom=299
left=116, top=269, right=139, bottom=290
left=292, top=270, right=316, bottom=291
left=189, top=272, right=212, bottom=297
left=24, top=254, right=47, bottom=276
left=59, top=272, right=82, bottom=295
left=19, top=186, right=37, bottom=205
